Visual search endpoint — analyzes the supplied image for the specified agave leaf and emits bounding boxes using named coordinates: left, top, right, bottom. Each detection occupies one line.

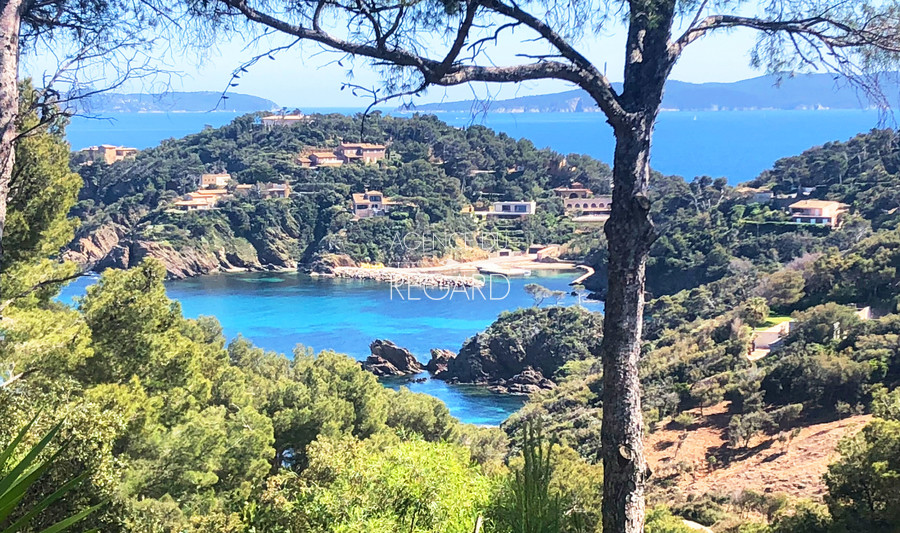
left=0, top=473, right=88, bottom=533
left=0, top=422, right=63, bottom=499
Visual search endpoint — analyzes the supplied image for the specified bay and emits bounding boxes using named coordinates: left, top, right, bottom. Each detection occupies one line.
left=59, top=270, right=598, bottom=426
left=66, top=109, right=882, bottom=183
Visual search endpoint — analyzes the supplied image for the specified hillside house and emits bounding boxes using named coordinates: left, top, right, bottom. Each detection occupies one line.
left=232, top=182, right=291, bottom=199
left=173, top=197, right=213, bottom=211
left=261, top=113, right=306, bottom=129
left=489, top=201, right=537, bottom=219
left=555, top=183, right=613, bottom=217
left=564, top=196, right=612, bottom=215
left=199, top=173, right=231, bottom=188
left=174, top=189, right=228, bottom=211
left=81, top=144, right=138, bottom=165
left=468, top=201, right=537, bottom=220
left=553, top=183, right=593, bottom=199
left=309, top=151, right=343, bottom=167
left=352, top=190, right=397, bottom=219
left=258, top=181, right=292, bottom=199
left=789, top=200, right=849, bottom=228
left=337, top=142, right=386, bottom=164
left=737, top=187, right=774, bottom=204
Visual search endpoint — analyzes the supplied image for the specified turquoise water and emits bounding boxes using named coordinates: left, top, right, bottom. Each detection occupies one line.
left=59, top=270, right=598, bottom=426
left=66, top=109, right=882, bottom=183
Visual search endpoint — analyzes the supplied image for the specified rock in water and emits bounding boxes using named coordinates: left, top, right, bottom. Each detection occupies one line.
left=426, top=348, right=456, bottom=375
left=490, top=367, right=556, bottom=395
left=361, top=339, right=425, bottom=376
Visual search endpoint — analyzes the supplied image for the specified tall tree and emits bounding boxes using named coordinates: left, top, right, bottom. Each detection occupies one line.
left=0, top=81, right=81, bottom=312
left=202, top=1, right=900, bottom=530
left=0, top=0, right=162, bottom=267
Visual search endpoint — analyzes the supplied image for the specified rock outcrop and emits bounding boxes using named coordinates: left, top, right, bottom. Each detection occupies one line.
left=361, top=339, right=425, bottom=376
left=63, top=223, right=130, bottom=270
left=489, top=367, right=556, bottom=394
left=64, top=223, right=266, bottom=279
left=426, top=348, right=456, bottom=376
left=435, top=306, right=602, bottom=393
left=308, top=253, right=358, bottom=274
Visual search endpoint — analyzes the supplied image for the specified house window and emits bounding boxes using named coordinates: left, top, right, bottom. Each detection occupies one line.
left=591, top=203, right=597, bottom=208
left=501, top=205, right=511, bottom=212
left=566, top=203, right=572, bottom=208
left=515, top=205, right=527, bottom=213
left=357, top=205, right=368, bottom=211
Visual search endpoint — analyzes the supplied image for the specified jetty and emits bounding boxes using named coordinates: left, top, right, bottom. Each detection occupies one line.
left=477, top=263, right=531, bottom=277
left=570, top=265, right=594, bottom=285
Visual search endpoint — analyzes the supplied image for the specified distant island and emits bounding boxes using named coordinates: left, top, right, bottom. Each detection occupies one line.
left=73, top=91, right=279, bottom=113
left=403, top=73, right=897, bottom=113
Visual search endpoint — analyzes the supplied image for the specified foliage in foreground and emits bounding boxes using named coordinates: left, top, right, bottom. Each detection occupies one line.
left=0, top=416, right=102, bottom=532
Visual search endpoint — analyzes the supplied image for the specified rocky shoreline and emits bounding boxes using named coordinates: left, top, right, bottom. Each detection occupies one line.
left=63, top=222, right=298, bottom=279
left=359, top=336, right=564, bottom=396
left=323, top=266, right=485, bottom=288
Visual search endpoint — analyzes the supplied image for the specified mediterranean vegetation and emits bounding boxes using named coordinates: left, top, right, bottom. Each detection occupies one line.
left=5, top=69, right=900, bottom=531
left=68, top=111, right=609, bottom=275
left=5, top=1, right=900, bottom=531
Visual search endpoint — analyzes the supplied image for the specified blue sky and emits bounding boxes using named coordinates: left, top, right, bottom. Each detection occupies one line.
left=24, top=21, right=763, bottom=108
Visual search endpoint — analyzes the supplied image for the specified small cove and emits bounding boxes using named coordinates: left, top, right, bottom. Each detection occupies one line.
left=59, top=269, right=600, bottom=425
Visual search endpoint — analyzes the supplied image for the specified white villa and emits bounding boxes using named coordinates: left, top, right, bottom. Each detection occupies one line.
left=789, top=200, right=849, bottom=228
left=469, top=201, right=537, bottom=220
left=261, top=113, right=307, bottom=129
left=352, top=190, right=398, bottom=219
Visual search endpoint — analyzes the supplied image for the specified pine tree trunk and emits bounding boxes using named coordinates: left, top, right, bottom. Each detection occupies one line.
left=599, top=3, right=675, bottom=531
left=600, top=118, right=654, bottom=533
left=0, top=0, right=23, bottom=267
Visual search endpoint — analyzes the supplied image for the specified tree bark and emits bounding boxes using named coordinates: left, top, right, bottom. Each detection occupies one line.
left=0, top=0, right=23, bottom=268
left=599, top=2, right=675, bottom=532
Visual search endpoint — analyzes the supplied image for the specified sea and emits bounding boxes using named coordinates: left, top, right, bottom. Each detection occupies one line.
left=59, top=270, right=597, bottom=426
left=59, top=108, right=886, bottom=425
left=66, top=108, right=885, bottom=183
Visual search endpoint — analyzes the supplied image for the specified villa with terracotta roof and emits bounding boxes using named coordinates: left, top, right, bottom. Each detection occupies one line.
left=80, top=144, right=139, bottom=165
left=553, top=183, right=594, bottom=199
left=309, top=151, right=343, bottom=167
left=174, top=189, right=229, bottom=211
left=789, top=200, right=849, bottom=228
left=352, top=191, right=397, bottom=219
left=564, top=196, right=612, bottom=216
left=336, top=142, right=386, bottom=164
left=554, top=182, right=612, bottom=217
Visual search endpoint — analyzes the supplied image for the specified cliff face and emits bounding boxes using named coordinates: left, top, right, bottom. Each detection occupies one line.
left=64, top=222, right=271, bottom=278
left=435, top=306, right=602, bottom=393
